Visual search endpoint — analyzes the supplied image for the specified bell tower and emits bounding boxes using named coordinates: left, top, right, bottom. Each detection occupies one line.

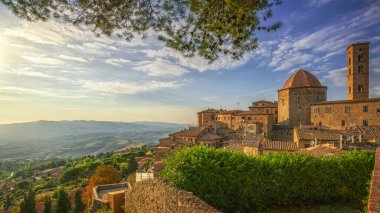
left=347, top=42, right=370, bottom=100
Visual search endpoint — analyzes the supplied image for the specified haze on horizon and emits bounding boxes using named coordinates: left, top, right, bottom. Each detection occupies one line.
left=0, top=0, right=380, bottom=125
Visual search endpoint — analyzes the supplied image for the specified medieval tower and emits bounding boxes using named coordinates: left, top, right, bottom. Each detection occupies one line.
left=347, top=42, right=370, bottom=100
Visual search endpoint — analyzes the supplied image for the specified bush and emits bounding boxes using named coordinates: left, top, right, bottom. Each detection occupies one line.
left=161, top=146, right=375, bottom=213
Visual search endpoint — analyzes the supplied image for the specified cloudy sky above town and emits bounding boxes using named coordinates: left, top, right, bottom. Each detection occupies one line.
left=0, top=0, right=379, bottom=124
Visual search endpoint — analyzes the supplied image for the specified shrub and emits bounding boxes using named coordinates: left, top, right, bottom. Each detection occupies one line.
left=161, top=146, right=375, bottom=213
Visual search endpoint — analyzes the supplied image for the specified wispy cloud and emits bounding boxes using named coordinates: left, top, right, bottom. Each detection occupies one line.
left=105, top=58, right=131, bottom=67
left=133, top=59, right=188, bottom=77
left=83, top=80, right=180, bottom=94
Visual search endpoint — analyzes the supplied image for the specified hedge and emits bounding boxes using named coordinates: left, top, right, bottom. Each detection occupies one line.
left=160, top=146, right=375, bottom=212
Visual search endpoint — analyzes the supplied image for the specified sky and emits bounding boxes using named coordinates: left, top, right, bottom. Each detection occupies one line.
left=0, top=0, right=380, bottom=125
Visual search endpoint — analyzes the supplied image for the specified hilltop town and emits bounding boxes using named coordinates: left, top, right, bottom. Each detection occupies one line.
left=157, top=42, right=380, bottom=157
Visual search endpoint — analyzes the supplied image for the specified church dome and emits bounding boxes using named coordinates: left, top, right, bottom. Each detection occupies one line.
left=282, top=69, right=322, bottom=89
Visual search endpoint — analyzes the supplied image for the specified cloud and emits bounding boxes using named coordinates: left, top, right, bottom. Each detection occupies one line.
left=323, top=67, right=347, bottom=87
left=133, top=59, right=188, bottom=77
left=59, top=55, right=88, bottom=63
left=82, top=80, right=180, bottom=94
left=105, top=58, right=131, bottom=67
left=308, top=0, right=335, bottom=8
left=253, top=1, right=380, bottom=73
left=22, top=54, right=65, bottom=65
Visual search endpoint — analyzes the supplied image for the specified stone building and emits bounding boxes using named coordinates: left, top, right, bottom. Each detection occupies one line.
left=197, top=109, right=220, bottom=126
left=311, top=42, right=380, bottom=129
left=248, top=100, right=278, bottom=123
left=347, top=42, right=370, bottom=100
left=278, top=69, right=327, bottom=127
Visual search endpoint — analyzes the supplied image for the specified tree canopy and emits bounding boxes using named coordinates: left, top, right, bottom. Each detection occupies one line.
left=1, top=0, right=282, bottom=62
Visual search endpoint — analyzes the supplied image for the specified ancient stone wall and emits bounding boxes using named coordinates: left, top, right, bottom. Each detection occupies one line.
left=124, top=179, right=220, bottom=213
left=311, top=100, right=380, bottom=129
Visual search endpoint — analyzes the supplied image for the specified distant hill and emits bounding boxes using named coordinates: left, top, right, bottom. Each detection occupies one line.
left=0, top=120, right=186, bottom=161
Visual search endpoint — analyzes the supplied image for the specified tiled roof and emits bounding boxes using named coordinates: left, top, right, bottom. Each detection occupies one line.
left=159, top=137, right=192, bottom=147
left=236, top=111, right=273, bottom=116
left=297, top=144, right=347, bottom=156
left=282, top=69, right=324, bottom=89
left=170, top=127, right=205, bottom=137
left=311, top=98, right=380, bottom=105
left=345, top=126, right=380, bottom=141
left=199, top=133, right=223, bottom=141
left=197, top=109, right=220, bottom=114
left=295, top=127, right=346, bottom=141
left=262, top=140, right=299, bottom=151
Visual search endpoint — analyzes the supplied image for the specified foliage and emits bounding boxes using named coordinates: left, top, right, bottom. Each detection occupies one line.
left=82, top=165, right=120, bottom=206
left=73, top=190, right=85, bottom=213
left=127, top=155, right=138, bottom=175
left=54, top=188, right=71, bottom=213
left=43, top=196, right=52, bottom=213
left=161, top=146, right=375, bottom=212
left=0, top=0, right=282, bottom=62
left=19, top=189, right=37, bottom=213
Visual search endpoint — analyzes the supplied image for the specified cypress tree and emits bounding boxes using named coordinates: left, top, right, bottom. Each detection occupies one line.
left=20, top=189, right=37, bottom=213
left=54, top=188, right=70, bottom=213
left=43, top=196, right=52, bottom=213
left=73, top=190, right=85, bottom=213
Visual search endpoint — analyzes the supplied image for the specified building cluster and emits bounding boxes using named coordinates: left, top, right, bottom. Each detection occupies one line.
left=157, top=42, right=380, bottom=156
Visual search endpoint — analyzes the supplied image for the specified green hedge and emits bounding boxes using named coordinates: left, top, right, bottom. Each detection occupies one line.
left=160, top=146, right=375, bottom=212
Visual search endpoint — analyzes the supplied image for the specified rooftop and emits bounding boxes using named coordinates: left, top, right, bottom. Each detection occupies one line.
left=281, top=69, right=324, bottom=90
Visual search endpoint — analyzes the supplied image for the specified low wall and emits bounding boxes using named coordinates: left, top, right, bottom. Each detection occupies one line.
left=368, top=148, right=380, bottom=212
left=125, top=179, right=220, bottom=213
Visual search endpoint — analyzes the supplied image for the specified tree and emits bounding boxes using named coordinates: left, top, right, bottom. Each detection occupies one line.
left=4, top=194, right=11, bottom=210
left=73, top=191, right=85, bottom=213
left=82, top=165, right=120, bottom=207
left=127, top=156, right=138, bottom=175
left=54, top=188, right=71, bottom=213
left=0, top=0, right=282, bottom=62
left=143, top=160, right=155, bottom=173
left=43, top=196, right=52, bottom=213
left=20, top=189, right=37, bottom=213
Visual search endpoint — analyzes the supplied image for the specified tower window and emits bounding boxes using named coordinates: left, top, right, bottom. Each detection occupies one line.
left=349, top=86, right=351, bottom=94
left=358, top=54, right=362, bottom=62
left=358, top=65, right=362, bottom=73
left=363, top=106, right=368, bottom=112
left=363, top=120, right=368, bottom=126
left=348, top=58, right=351, bottom=65
left=313, top=108, right=320, bottom=113
left=345, top=107, right=350, bottom=113
left=341, top=120, right=345, bottom=127
left=358, top=85, right=364, bottom=92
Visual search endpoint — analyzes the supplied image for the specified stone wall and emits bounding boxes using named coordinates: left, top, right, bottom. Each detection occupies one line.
left=124, top=179, right=220, bottom=213
left=278, top=87, right=327, bottom=127
left=311, top=99, right=380, bottom=129
left=368, top=147, right=380, bottom=212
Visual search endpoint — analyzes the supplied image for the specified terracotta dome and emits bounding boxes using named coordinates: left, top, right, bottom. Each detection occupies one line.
left=282, top=69, right=322, bottom=89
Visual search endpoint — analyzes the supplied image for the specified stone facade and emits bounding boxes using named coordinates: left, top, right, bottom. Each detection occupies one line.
left=310, top=99, right=380, bottom=129
left=197, top=109, right=219, bottom=126
left=278, top=86, right=327, bottom=127
left=124, top=179, right=220, bottom=213
left=347, top=42, right=370, bottom=100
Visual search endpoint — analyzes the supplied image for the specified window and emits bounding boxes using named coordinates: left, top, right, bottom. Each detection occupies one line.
left=349, top=86, right=352, bottom=94
left=377, top=109, right=380, bottom=113
left=247, top=117, right=252, bottom=121
left=319, top=122, right=322, bottom=126
left=358, top=85, right=364, bottom=92
left=358, top=54, right=362, bottom=62
left=358, top=65, right=362, bottom=73
left=363, top=106, right=368, bottom=112
left=341, top=120, right=345, bottom=127
left=325, top=108, right=331, bottom=113
left=363, top=120, right=368, bottom=126
left=313, top=108, right=320, bottom=113
left=349, top=58, right=351, bottom=65
left=345, top=107, right=350, bottom=113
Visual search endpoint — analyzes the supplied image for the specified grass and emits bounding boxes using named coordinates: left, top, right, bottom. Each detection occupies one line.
left=261, top=203, right=363, bottom=213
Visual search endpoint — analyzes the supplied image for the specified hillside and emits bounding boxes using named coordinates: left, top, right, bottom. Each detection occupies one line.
left=0, top=120, right=186, bottom=161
